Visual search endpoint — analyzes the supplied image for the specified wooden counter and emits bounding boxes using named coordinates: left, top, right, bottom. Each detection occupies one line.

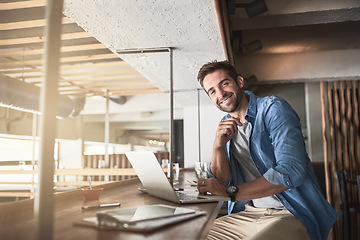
left=0, top=171, right=222, bottom=240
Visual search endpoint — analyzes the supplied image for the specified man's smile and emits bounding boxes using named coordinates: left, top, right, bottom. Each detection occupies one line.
left=218, top=93, right=233, bottom=105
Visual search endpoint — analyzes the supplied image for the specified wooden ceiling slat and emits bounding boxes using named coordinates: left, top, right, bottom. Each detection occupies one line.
left=107, top=89, right=163, bottom=96
left=64, top=79, right=150, bottom=86
left=86, top=84, right=154, bottom=91
left=60, top=68, right=137, bottom=77
left=61, top=61, right=128, bottom=70
left=62, top=88, right=162, bottom=97
left=0, top=0, right=46, bottom=10
left=30, top=77, right=148, bottom=85
left=1, top=0, right=161, bottom=98
left=0, top=53, right=119, bottom=67
left=13, top=68, right=137, bottom=79
left=0, top=32, right=92, bottom=46
left=60, top=74, right=145, bottom=82
left=56, top=81, right=150, bottom=91
left=0, top=61, right=128, bottom=74
left=0, top=43, right=106, bottom=57
left=59, top=83, right=153, bottom=91
left=0, top=17, right=73, bottom=31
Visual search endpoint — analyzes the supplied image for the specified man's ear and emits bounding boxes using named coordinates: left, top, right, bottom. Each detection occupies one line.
left=237, top=76, right=245, bottom=88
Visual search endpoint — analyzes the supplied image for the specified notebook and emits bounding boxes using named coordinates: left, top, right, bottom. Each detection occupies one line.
left=125, top=151, right=229, bottom=204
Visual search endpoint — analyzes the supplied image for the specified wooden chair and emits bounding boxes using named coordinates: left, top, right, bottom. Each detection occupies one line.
left=334, top=170, right=360, bottom=240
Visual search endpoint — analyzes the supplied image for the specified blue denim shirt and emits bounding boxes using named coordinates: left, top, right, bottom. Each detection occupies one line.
left=208, top=91, right=337, bottom=240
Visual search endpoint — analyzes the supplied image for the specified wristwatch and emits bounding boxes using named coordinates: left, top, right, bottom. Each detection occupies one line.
left=226, top=185, right=238, bottom=202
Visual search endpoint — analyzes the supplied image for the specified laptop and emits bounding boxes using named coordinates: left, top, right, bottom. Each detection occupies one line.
left=125, top=151, right=229, bottom=204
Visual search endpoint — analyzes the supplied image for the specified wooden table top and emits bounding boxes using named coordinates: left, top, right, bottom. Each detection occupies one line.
left=0, top=170, right=223, bottom=240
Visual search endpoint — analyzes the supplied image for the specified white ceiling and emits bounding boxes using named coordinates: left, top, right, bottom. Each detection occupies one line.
left=61, top=0, right=227, bottom=133
left=62, top=0, right=360, bottom=106
left=63, top=0, right=226, bottom=93
left=62, top=0, right=226, bottom=135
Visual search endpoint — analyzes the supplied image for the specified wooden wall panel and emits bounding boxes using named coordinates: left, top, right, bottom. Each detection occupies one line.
left=321, top=80, right=360, bottom=240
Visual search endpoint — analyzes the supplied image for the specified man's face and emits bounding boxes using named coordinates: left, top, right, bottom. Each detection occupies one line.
left=202, top=69, right=244, bottom=113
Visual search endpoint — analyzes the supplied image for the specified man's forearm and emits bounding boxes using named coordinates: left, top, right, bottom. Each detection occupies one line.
left=235, top=176, right=287, bottom=201
left=210, top=146, right=230, bottom=182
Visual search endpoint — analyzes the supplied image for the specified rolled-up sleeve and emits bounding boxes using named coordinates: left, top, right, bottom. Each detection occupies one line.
left=262, top=98, right=308, bottom=188
left=263, top=167, right=293, bottom=188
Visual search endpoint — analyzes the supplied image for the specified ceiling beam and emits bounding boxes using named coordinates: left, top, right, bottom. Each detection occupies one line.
left=230, top=7, right=360, bottom=30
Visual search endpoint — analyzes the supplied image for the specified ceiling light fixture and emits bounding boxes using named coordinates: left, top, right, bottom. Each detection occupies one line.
left=227, top=0, right=268, bottom=18
left=244, top=75, right=258, bottom=92
left=234, top=39, right=263, bottom=53
left=0, top=75, right=75, bottom=118
left=232, top=33, right=263, bottom=53
left=242, top=39, right=263, bottom=52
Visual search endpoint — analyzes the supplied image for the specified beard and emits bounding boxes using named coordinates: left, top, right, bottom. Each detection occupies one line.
left=216, top=91, right=241, bottom=113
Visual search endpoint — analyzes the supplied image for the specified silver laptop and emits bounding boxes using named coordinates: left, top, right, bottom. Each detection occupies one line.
left=125, top=151, right=229, bottom=204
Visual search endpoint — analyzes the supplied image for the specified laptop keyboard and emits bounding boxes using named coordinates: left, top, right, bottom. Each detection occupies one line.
left=176, top=191, right=205, bottom=200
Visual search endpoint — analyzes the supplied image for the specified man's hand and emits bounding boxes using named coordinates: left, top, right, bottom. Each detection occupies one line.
left=214, top=117, right=242, bottom=149
left=197, top=178, right=228, bottom=197
left=210, top=117, right=242, bottom=182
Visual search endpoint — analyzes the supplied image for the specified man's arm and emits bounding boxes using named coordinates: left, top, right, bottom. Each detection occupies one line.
left=235, top=176, right=288, bottom=201
left=210, top=117, right=241, bottom=182
left=198, top=176, right=287, bottom=201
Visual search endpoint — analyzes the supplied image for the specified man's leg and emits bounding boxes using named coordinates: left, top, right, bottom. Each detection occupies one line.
left=207, top=205, right=266, bottom=240
left=245, top=208, right=310, bottom=240
left=207, top=205, right=310, bottom=240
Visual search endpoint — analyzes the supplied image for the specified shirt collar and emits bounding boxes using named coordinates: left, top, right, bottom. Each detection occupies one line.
left=220, top=90, right=257, bottom=122
left=244, top=90, right=257, bottom=121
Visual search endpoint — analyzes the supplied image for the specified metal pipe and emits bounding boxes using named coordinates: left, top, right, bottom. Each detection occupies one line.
left=105, top=91, right=110, bottom=166
left=168, top=47, right=174, bottom=186
left=34, top=0, right=63, bottom=239
left=31, top=113, right=37, bottom=194
left=116, top=47, right=175, bottom=185
left=116, top=47, right=170, bottom=54
left=197, top=89, right=201, bottom=163
left=104, top=92, right=110, bottom=181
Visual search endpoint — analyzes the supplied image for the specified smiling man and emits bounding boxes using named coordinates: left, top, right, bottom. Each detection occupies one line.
left=196, top=60, right=337, bottom=240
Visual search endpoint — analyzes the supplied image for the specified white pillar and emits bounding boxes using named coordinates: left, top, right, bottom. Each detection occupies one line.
left=34, top=1, right=63, bottom=239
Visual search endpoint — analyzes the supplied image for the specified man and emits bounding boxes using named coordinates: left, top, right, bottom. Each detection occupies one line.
left=196, top=60, right=337, bottom=240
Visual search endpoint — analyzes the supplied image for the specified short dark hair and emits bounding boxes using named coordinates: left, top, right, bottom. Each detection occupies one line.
left=197, top=60, right=238, bottom=88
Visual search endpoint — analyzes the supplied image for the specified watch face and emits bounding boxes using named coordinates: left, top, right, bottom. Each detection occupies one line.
left=227, top=186, right=237, bottom=193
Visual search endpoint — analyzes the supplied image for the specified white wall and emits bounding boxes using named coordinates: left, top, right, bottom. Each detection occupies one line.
left=305, top=82, right=324, bottom=163
left=58, top=139, right=83, bottom=169
left=183, top=104, right=224, bottom=168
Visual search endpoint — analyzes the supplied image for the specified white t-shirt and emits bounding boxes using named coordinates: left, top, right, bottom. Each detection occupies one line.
left=231, top=122, right=284, bottom=209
